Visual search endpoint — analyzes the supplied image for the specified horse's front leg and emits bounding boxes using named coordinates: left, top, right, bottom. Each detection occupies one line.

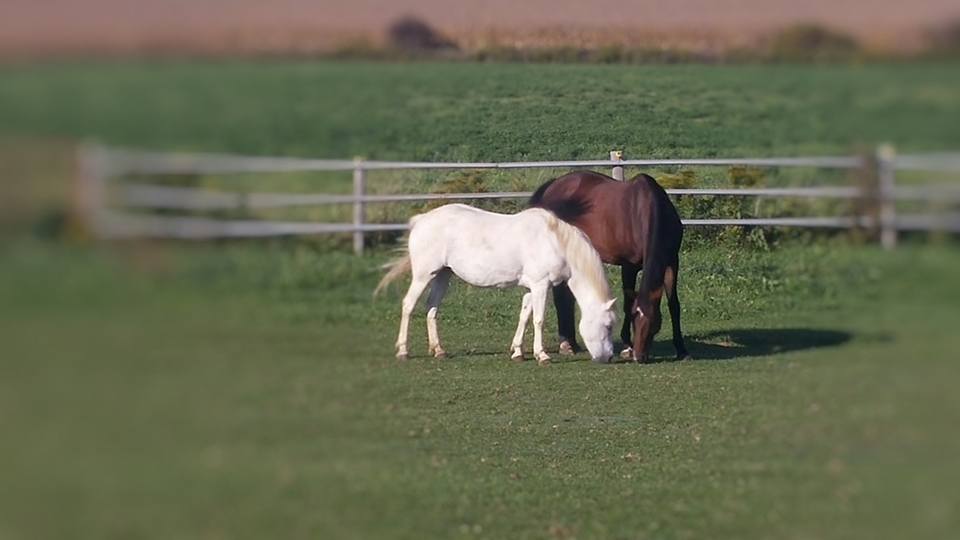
left=551, top=282, right=578, bottom=354
left=510, top=292, right=533, bottom=360
left=530, top=283, right=551, bottom=366
left=619, top=263, right=640, bottom=360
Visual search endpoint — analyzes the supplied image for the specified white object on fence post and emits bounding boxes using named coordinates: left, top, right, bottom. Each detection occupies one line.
left=610, top=150, right=624, bottom=181
left=72, top=142, right=107, bottom=240
left=353, top=157, right=366, bottom=255
left=877, top=144, right=897, bottom=250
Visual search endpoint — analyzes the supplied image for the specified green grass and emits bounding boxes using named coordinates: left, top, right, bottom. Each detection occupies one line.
left=2, top=61, right=960, bottom=160
left=1, top=240, right=958, bottom=539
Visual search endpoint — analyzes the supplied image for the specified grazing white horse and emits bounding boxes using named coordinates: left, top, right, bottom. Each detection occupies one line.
left=375, top=204, right=616, bottom=364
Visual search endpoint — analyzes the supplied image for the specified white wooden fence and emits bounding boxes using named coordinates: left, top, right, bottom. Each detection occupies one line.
left=74, top=145, right=960, bottom=254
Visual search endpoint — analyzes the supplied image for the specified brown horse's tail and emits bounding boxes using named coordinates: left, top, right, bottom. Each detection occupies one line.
left=373, top=254, right=411, bottom=297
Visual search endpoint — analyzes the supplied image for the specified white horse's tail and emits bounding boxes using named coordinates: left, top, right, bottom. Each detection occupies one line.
left=373, top=214, right=424, bottom=296
left=373, top=254, right=411, bottom=296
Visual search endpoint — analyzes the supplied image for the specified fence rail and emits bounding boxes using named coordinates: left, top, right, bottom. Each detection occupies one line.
left=76, top=145, right=960, bottom=253
left=101, top=147, right=867, bottom=175
left=120, top=184, right=873, bottom=211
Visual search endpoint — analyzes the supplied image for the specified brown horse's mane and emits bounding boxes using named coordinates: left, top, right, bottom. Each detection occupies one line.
left=529, top=177, right=592, bottom=222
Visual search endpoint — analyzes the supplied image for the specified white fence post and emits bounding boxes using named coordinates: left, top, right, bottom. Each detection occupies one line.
left=610, top=150, right=624, bottom=180
left=352, top=158, right=366, bottom=255
left=72, top=142, right=107, bottom=240
left=877, top=144, right=897, bottom=250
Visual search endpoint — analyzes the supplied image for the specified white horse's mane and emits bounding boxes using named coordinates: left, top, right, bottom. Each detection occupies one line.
left=538, top=210, right=612, bottom=303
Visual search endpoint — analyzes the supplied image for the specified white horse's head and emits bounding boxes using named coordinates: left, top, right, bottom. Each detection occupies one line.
left=579, top=298, right=616, bottom=363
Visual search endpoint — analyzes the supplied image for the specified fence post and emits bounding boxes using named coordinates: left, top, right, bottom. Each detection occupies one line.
left=610, top=150, right=624, bottom=181
left=70, top=142, right=107, bottom=240
left=877, top=144, right=897, bottom=250
left=352, top=157, right=366, bottom=255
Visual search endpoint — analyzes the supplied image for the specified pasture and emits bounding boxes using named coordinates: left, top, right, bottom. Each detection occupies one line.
left=1, top=61, right=959, bottom=538
left=3, top=61, right=960, bottom=160
left=2, top=241, right=959, bottom=539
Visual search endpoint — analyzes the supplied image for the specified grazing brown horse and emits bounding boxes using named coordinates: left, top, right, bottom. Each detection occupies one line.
left=529, top=171, right=690, bottom=363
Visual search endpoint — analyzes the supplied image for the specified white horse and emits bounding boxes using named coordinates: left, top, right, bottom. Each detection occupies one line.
left=375, top=204, right=616, bottom=364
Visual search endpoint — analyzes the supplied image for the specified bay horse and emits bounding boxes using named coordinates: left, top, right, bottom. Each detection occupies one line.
left=375, top=204, right=616, bottom=364
left=529, top=171, right=690, bottom=363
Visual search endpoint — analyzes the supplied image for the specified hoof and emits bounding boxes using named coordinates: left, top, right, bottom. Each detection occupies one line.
left=396, top=353, right=408, bottom=361
left=558, top=341, right=575, bottom=356
left=619, top=347, right=633, bottom=360
left=434, top=350, right=447, bottom=359
left=510, top=348, right=525, bottom=362
left=537, top=357, right=551, bottom=366
left=677, top=354, right=693, bottom=361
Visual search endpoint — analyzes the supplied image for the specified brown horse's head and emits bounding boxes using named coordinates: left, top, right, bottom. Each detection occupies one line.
left=630, top=295, right=662, bottom=363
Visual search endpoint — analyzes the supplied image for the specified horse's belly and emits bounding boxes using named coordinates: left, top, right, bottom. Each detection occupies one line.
left=448, top=261, right=520, bottom=288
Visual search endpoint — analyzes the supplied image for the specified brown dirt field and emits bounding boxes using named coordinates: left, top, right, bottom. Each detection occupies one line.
left=3, top=0, right=960, bottom=57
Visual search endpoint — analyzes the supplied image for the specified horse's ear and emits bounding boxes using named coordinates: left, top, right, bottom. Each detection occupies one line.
left=604, top=299, right=616, bottom=310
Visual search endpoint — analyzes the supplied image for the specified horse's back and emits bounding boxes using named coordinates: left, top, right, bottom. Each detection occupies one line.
left=407, top=204, right=564, bottom=287
left=529, top=170, right=682, bottom=265
left=412, top=203, right=555, bottom=234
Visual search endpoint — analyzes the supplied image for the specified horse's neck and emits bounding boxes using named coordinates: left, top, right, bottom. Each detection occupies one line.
left=560, top=235, right=608, bottom=310
left=566, top=273, right=604, bottom=312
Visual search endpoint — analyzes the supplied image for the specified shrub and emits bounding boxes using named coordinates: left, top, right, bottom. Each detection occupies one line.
left=657, top=169, right=697, bottom=189
left=328, top=39, right=392, bottom=60
left=727, top=166, right=765, bottom=187
left=593, top=45, right=625, bottom=64
left=418, top=171, right=496, bottom=212
left=386, top=16, right=458, bottom=53
left=766, top=23, right=860, bottom=62
left=926, top=19, right=960, bottom=54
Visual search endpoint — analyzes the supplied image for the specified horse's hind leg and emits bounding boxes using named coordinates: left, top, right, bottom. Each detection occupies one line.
left=619, top=263, right=640, bottom=359
left=396, top=272, right=432, bottom=360
left=425, top=268, right=452, bottom=358
left=664, top=263, right=691, bottom=360
left=510, top=292, right=533, bottom=361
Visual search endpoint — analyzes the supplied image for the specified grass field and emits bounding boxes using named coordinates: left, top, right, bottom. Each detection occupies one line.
left=1, top=240, right=959, bottom=539
left=1, top=60, right=959, bottom=538
left=2, top=61, right=960, bottom=161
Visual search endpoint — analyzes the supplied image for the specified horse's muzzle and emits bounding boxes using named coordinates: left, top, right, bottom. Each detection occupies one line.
left=592, top=353, right=614, bottom=364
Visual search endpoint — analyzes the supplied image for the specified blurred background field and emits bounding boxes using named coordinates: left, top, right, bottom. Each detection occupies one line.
left=4, top=62, right=960, bottom=159
left=2, top=3, right=960, bottom=538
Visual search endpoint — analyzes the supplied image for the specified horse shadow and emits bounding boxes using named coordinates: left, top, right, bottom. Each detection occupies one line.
left=637, top=327, right=875, bottom=363
left=407, top=328, right=878, bottom=363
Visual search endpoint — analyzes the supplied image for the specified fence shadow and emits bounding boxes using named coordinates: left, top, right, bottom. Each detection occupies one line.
left=646, top=327, right=863, bottom=362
